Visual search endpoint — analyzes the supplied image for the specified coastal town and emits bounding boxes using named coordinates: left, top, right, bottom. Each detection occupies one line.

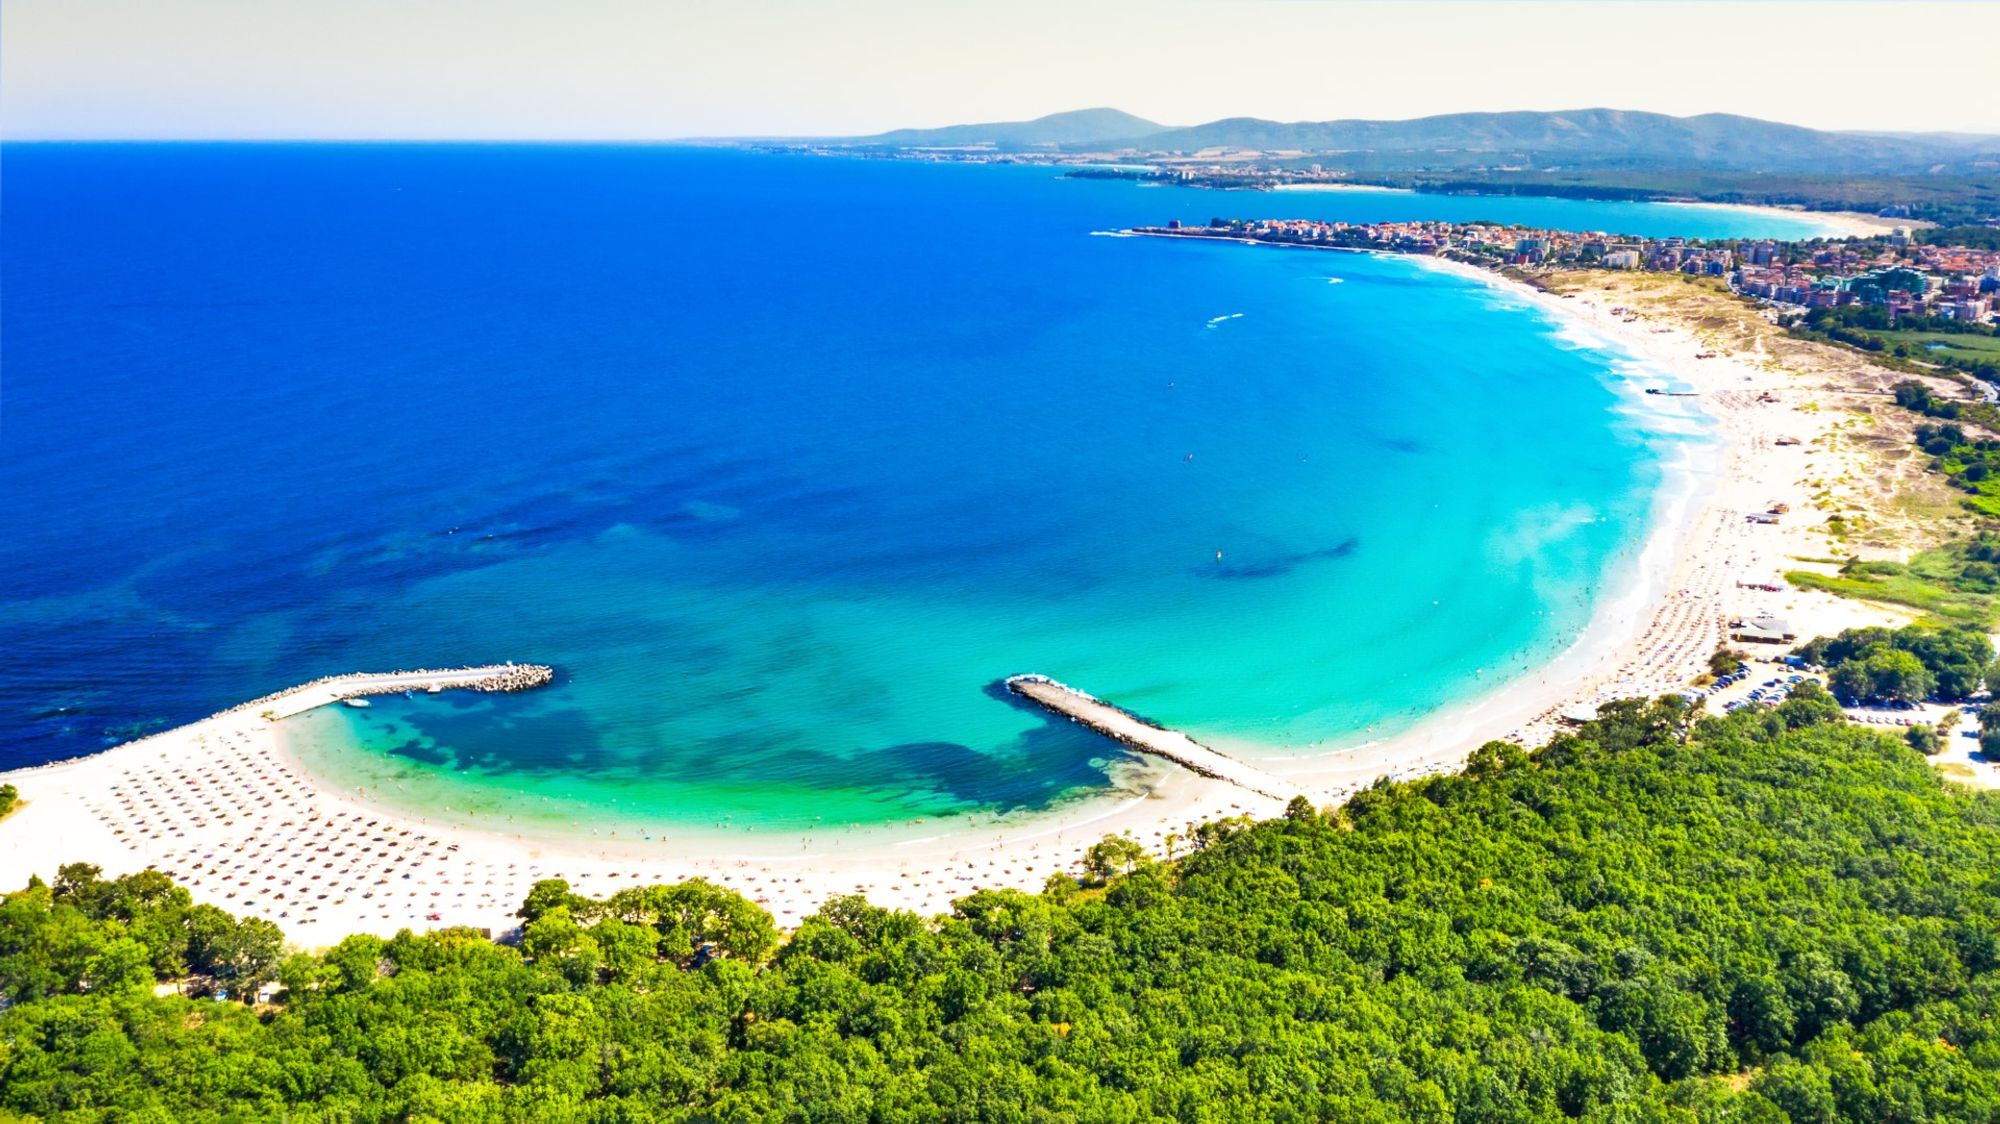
left=1136, top=216, right=2000, bottom=329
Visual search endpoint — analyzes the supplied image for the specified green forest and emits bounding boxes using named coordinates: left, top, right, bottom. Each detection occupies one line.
left=7, top=696, right=2000, bottom=1121
left=1795, top=623, right=1994, bottom=702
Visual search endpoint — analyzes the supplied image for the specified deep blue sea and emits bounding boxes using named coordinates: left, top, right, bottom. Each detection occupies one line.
left=0, top=146, right=1831, bottom=833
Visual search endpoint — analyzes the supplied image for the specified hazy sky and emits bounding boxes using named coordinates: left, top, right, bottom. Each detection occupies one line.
left=5, top=0, right=1997, bottom=140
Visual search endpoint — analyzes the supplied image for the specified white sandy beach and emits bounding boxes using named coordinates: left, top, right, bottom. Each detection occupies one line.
left=1277, top=256, right=1915, bottom=781
left=1271, top=183, right=1416, bottom=195
left=1265, top=186, right=1913, bottom=239
left=1653, top=200, right=1921, bottom=238
left=0, top=258, right=1925, bottom=949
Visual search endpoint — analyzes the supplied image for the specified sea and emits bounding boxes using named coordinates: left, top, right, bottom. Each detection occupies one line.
left=0, top=145, right=1839, bottom=837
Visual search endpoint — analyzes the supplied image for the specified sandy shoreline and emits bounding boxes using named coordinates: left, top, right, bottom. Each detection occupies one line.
left=1652, top=199, right=1920, bottom=238
left=1270, top=182, right=1416, bottom=195
left=0, top=253, right=1917, bottom=948
left=1340, top=255, right=1886, bottom=766
left=1262, top=186, right=1914, bottom=239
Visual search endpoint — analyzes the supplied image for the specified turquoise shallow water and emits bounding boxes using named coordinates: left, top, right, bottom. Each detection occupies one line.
left=0, top=147, right=1794, bottom=834
left=282, top=247, right=1713, bottom=839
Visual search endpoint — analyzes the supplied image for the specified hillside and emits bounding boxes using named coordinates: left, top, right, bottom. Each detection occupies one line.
left=828, top=106, right=2000, bottom=175
left=8, top=693, right=2000, bottom=1120
left=852, top=107, right=1164, bottom=148
left=1113, top=108, right=1982, bottom=169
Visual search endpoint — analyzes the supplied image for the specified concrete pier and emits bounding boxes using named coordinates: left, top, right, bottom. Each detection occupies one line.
left=250, top=664, right=556, bottom=720
left=3, top=664, right=555, bottom=781
left=1005, top=674, right=1304, bottom=803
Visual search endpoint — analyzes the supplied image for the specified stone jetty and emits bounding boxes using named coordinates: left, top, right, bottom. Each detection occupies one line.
left=5, top=664, right=559, bottom=771
left=1005, top=674, right=1305, bottom=803
left=240, top=664, right=556, bottom=722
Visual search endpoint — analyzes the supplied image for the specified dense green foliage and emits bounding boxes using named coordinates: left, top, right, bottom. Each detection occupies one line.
left=0, top=863, right=286, bottom=1006
left=1914, top=423, right=2000, bottom=518
left=1980, top=705, right=2000, bottom=759
left=1796, top=622, right=1996, bottom=702
left=1905, top=723, right=1942, bottom=755
left=8, top=701, right=2000, bottom=1120
left=0, top=784, right=16, bottom=821
left=1922, top=226, right=2000, bottom=253
left=1893, top=379, right=1967, bottom=421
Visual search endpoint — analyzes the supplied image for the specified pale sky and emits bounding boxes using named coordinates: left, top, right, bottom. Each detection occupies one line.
left=4, top=0, right=1997, bottom=140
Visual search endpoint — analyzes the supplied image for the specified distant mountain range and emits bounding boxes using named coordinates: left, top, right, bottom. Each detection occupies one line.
left=803, top=107, right=2000, bottom=175
left=856, top=108, right=1162, bottom=149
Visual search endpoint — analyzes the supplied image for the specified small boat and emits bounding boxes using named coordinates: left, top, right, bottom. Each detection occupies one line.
left=341, top=698, right=372, bottom=709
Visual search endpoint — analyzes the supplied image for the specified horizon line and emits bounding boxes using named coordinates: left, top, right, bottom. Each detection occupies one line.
left=7, top=104, right=2000, bottom=145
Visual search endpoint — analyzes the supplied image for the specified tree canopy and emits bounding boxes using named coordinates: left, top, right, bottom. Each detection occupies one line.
left=6, top=699, right=2000, bottom=1120
left=1799, top=622, right=1995, bottom=702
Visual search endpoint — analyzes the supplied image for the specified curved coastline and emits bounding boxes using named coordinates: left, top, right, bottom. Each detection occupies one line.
left=1651, top=199, right=1921, bottom=238
left=281, top=246, right=1711, bottom=845
left=0, top=250, right=1843, bottom=947
left=1264, top=185, right=1906, bottom=239
left=1265, top=254, right=1727, bottom=777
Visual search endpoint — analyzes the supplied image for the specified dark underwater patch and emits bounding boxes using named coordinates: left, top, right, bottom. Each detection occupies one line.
left=1203, top=536, right=1359, bottom=580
